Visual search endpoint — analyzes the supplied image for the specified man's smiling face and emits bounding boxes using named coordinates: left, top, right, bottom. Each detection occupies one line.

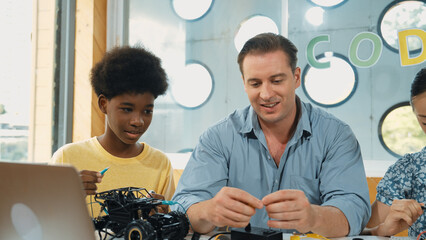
left=242, top=50, right=301, bottom=126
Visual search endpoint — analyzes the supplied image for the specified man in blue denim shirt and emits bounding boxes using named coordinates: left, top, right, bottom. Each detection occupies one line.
left=172, top=33, right=371, bottom=237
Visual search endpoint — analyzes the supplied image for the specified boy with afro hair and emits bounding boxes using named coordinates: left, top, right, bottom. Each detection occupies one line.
left=51, top=45, right=173, bottom=214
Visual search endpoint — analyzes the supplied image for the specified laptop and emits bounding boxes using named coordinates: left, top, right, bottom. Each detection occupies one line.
left=0, top=161, right=96, bottom=240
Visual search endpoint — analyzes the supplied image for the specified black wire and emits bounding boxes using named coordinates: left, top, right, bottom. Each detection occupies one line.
left=90, top=195, right=94, bottom=218
left=191, top=232, right=201, bottom=240
left=96, top=229, right=102, bottom=240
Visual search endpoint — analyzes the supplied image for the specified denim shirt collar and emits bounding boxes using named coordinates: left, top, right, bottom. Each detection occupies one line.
left=239, top=96, right=312, bottom=142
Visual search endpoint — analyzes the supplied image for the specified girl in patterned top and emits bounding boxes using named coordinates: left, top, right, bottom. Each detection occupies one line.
left=365, top=68, right=426, bottom=237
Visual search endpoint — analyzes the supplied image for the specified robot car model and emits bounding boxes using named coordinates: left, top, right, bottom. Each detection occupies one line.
left=92, top=187, right=189, bottom=240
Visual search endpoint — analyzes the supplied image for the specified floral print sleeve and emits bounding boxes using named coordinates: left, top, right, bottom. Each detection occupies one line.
left=376, top=147, right=426, bottom=237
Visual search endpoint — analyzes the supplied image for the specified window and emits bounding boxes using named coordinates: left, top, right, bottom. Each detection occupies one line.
left=234, top=15, right=279, bottom=52
left=0, top=1, right=32, bottom=162
left=378, top=0, right=426, bottom=53
left=172, top=0, right=213, bottom=21
left=308, top=0, right=347, bottom=8
left=305, top=7, right=325, bottom=26
left=302, top=52, right=358, bottom=107
left=170, top=62, right=213, bottom=109
left=379, top=102, right=426, bottom=157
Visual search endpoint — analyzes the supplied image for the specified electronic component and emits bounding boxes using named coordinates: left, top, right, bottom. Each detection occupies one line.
left=231, top=224, right=282, bottom=240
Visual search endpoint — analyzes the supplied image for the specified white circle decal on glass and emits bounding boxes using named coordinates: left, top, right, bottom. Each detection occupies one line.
left=234, top=15, right=279, bottom=52
left=303, top=52, right=356, bottom=106
left=305, top=7, right=325, bottom=26
left=11, top=203, right=43, bottom=240
left=172, top=0, right=213, bottom=20
left=171, top=63, right=213, bottom=109
left=310, top=0, right=346, bottom=7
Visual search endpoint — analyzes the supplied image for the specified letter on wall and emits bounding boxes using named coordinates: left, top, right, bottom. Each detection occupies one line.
left=349, top=32, right=383, bottom=68
left=398, top=29, right=426, bottom=66
left=306, top=35, right=330, bottom=69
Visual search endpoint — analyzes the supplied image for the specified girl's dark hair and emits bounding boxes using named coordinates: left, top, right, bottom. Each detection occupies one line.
left=411, top=68, right=426, bottom=100
left=90, top=45, right=168, bottom=99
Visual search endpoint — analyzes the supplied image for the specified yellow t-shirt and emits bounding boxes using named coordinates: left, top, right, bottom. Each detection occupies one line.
left=50, top=137, right=175, bottom=217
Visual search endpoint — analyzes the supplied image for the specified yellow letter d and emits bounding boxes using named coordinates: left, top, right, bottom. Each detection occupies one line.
left=398, top=29, right=425, bottom=66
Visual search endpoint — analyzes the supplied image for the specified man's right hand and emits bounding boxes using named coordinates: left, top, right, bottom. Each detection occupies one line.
left=187, top=187, right=263, bottom=233
left=79, top=170, right=103, bottom=195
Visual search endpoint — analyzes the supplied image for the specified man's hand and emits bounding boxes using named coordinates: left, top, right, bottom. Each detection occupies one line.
left=262, top=189, right=316, bottom=233
left=187, top=187, right=263, bottom=233
left=263, top=189, right=349, bottom=237
left=374, top=199, right=424, bottom=236
left=79, top=170, right=103, bottom=195
left=203, top=187, right=263, bottom=228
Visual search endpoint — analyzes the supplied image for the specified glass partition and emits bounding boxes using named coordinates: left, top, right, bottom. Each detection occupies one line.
left=127, top=0, right=282, bottom=152
left=0, top=1, right=32, bottom=162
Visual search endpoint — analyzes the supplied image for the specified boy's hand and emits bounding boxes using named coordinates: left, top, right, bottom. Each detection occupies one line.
left=376, top=199, right=424, bottom=236
left=79, top=170, right=103, bottom=195
left=147, top=191, right=169, bottom=213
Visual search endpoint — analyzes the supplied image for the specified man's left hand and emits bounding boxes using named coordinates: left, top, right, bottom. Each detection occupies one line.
left=262, top=189, right=317, bottom=233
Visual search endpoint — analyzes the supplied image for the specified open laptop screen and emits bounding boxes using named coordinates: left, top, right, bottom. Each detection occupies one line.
left=0, top=162, right=96, bottom=240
